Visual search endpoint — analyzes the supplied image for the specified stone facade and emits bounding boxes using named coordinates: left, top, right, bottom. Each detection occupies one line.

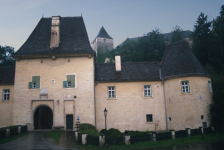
left=0, top=85, right=14, bottom=127
left=91, top=38, right=113, bottom=55
left=164, top=76, right=212, bottom=131
left=95, top=81, right=166, bottom=132
left=12, top=56, right=95, bottom=130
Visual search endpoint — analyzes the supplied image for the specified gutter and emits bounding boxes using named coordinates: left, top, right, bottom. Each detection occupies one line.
left=162, top=78, right=168, bottom=132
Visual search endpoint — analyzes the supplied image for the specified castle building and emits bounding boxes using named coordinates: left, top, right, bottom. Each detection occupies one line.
left=0, top=16, right=212, bottom=132
left=91, top=26, right=113, bottom=55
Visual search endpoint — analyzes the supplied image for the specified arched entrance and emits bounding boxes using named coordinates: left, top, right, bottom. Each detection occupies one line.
left=34, top=106, right=53, bottom=129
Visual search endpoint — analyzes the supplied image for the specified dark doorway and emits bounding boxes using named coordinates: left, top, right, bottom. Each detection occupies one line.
left=34, top=106, right=53, bottom=129
left=66, top=115, right=73, bottom=129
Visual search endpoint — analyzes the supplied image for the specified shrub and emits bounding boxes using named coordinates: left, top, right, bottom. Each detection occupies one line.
left=79, top=123, right=99, bottom=136
left=107, top=128, right=122, bottom=137
left=100, top=129, right=106, bottom=135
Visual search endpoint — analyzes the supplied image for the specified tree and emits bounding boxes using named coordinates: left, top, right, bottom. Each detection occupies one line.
left=170, top=26, right=185, bottom=43
left=0, top=45, right=15, bottom=66
left=191, top=12, right=212, bottom=67
left=112, top=28, right=166, bottom=63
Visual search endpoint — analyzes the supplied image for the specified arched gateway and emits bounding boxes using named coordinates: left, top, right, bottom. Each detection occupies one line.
left=34, top=106, right=53, bottom=129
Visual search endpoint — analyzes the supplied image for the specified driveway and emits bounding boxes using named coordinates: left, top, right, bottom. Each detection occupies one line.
left=0, top=131, right=72, bottom=150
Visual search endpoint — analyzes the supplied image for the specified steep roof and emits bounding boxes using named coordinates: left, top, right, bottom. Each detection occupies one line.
left=95, top=26, right=113, bottom=39
left=95, top=62, right=160, bottom=82
left=14, top=16, right=94, bottom=56
left=160, top=41, right=209, bottom=78
left=0, top=66, right=15, bottom=84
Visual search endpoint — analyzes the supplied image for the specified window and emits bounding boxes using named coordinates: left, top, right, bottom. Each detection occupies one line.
left=29, top=76, right=40, bottom=89
left=181, top=81, right=190, bottom=93
left=108, top=86, right=116, bottom=98
left=2, top=89, right=10, bottom=101
left=144, top=85, right=151, bottom=97
left=146, top=114, right=153, bottom=122
left=208, top=81, right=213, bottom=93
left=63, top=75, right=75, bottom=88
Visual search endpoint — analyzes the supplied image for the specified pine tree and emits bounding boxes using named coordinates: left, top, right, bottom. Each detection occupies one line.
left=191, top=12, right=212, bottom=67
left=170, top=26, right=185, bottom=43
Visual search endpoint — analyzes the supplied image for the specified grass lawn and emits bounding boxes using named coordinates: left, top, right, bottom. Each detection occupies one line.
left=73, top=133, right=224, bottom=149
left=45, top=130, right=65, bottom=145
left=0, top=132, right=30, bottom=145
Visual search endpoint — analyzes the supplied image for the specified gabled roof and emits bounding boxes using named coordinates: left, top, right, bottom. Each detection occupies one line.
left=14, top=16, right=94, bottom=56
left=95, top=62, right=160, bottom=82
left=160, top=41, right=209, bottom=78
left=0, top=66, right=15, bottom=84
left=95, top=26, right=113, bottom=39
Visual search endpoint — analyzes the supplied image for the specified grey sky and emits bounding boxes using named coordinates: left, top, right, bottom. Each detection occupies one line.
left=0, top=0, right=223, bottom=51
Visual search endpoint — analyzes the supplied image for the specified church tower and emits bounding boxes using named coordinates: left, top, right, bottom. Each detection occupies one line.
left=91, top=26, right=113, bottom=55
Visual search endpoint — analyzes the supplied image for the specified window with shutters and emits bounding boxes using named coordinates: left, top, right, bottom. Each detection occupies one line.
left=28, top=76, right=40, bottom=89
left=2, top=89, right=10, bottom=101
left=63, top=74, right=75, bottom=88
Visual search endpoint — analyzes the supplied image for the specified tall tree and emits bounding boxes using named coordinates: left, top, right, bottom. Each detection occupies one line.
left=170, top=26, right=185, bottom=43
left=191, top=12, right=212, bottom=67
left=0, top=45, right=15, bottom=66
left=208, top=5, right=224, bottom=131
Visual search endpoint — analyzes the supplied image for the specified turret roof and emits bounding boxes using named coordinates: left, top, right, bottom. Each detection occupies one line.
left=95, top=26, right=113, bottom=39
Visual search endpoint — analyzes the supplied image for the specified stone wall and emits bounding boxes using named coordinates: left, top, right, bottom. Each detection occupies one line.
left=95, top=81, right=166, bottom=132
left=91, top=37, right=113, bottom=55
left=164, top=76, right=212, bottom=130
left=0, top=85, right=14, bottom=127
left=13, top=57, right=95, bottom=130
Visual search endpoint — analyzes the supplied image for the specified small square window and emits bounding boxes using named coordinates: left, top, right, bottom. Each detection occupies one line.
left=208, top=81, right=213, bottom=93
left=144, top=85, right=151, bottom=97
left=181, top=81, right=190, bottom=93
left=2, top=89, right=10, bottom=101
left=146, top=114, right=153, bottom=122
left=108, top=86, right=116, bottom=98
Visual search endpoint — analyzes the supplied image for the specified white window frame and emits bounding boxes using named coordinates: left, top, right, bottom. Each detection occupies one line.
left=2, top=89, right=10, bottom=101
left=181, top=81, right=190, bottom=93
left=65, top=73, right=77, bottom=89
left=144, top=85, right=151, bottom=97
left=108, top=86, right=116, bottom=98
left=146, top=114, right=153, bottom=122
left=208, top=81, right=213, bottom=93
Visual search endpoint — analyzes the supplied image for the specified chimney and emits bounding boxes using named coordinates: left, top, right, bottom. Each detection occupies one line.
left=50, top=16, right=60, bottom=48
left=115, top=52, right=121, bottom=72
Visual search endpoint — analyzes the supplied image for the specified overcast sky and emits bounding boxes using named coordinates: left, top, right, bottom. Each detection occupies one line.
left=0, top=0, right=223, bottom=51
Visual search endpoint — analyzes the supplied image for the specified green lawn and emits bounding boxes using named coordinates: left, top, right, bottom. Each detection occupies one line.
left=45, top=130, right=65, bottom=145
left=73, top=133, right=224, bottom=149
left=0, top=132, right=30, bottom=144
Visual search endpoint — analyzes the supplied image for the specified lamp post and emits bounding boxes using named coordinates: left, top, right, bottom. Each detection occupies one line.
left=104, top=108, right=108, bottom=132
